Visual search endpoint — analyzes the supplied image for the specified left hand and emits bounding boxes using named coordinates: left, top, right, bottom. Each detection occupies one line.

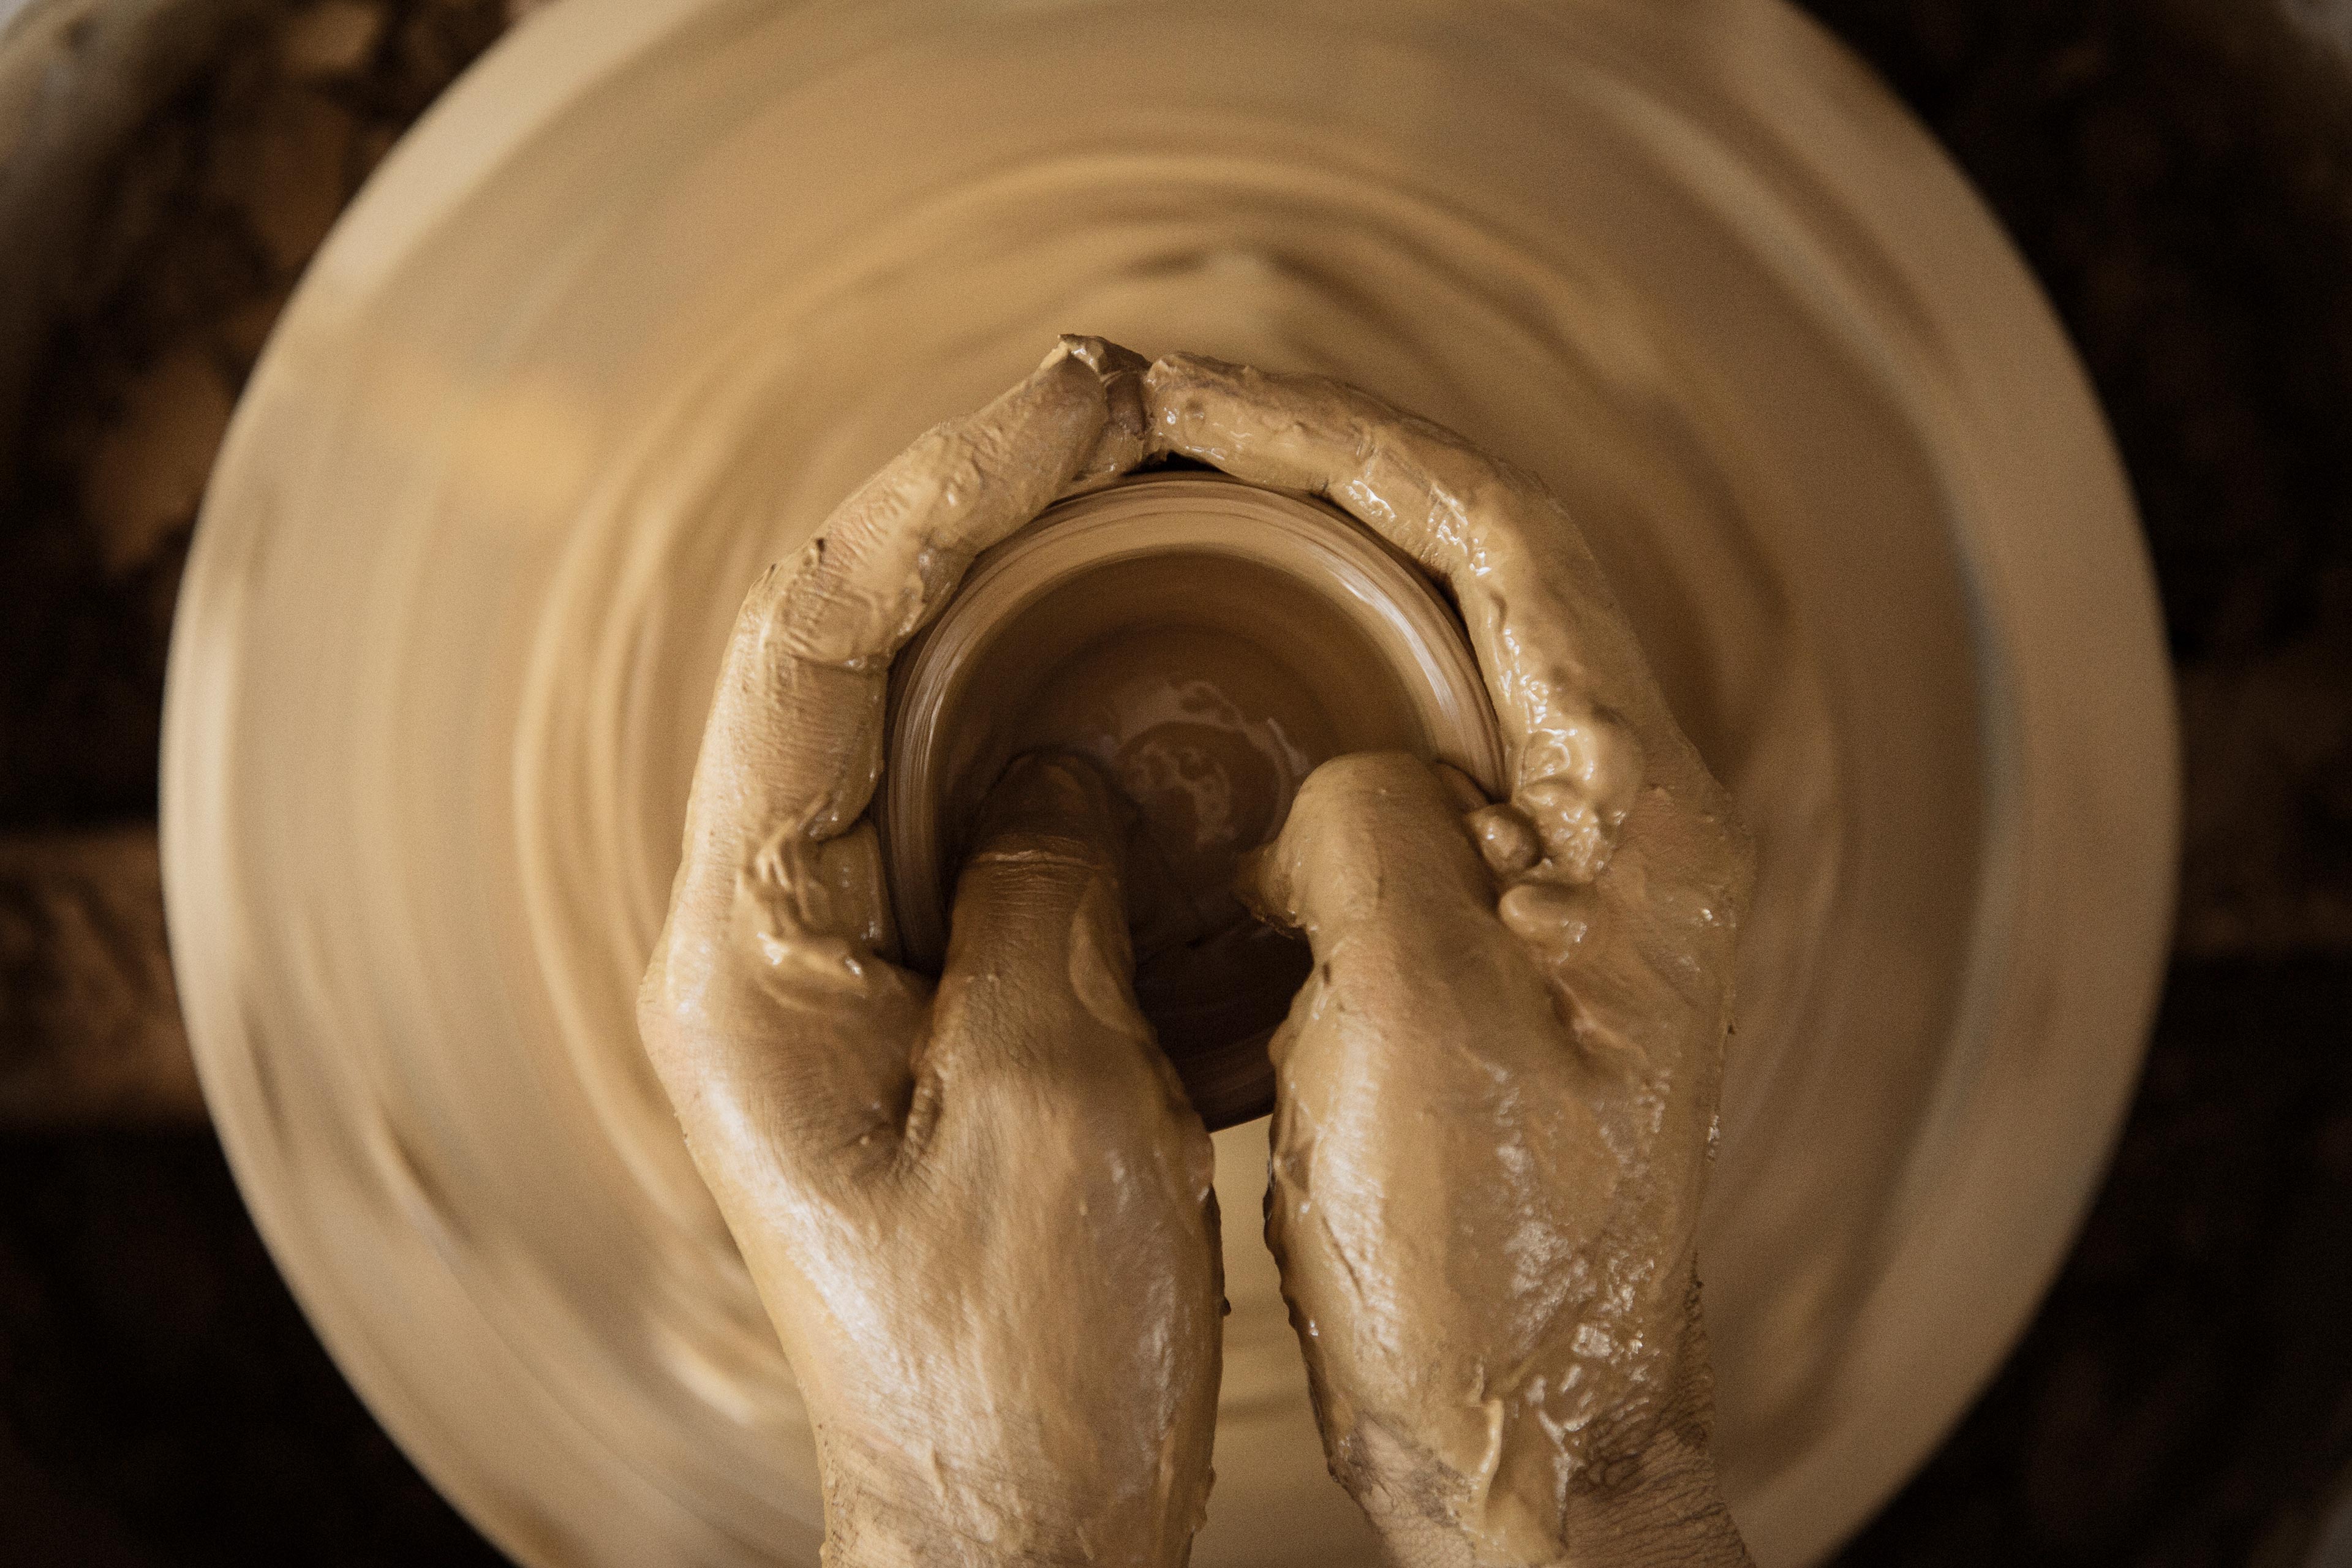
left=638, top=339, right=1223, bottom=1568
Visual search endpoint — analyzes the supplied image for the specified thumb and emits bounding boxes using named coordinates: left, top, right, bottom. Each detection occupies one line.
left=1240, top=752, right=1493, bottom=944
left=1239, top=752, right=1567, bottom=1090
left=933, top=753, right=1152, bottom=1065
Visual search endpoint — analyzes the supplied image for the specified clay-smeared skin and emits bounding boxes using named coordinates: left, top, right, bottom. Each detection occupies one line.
left=643, top=338, right=1752, bottom=1568
left=1155, top=356, right=1756, bottom=1567
left=639, top=339, right=1224, bottom=1568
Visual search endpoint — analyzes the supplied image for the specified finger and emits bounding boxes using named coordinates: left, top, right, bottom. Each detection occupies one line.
left=1243, top=753, right=1484, bottom=939
left=928, top=753, right=1161, bottom=1085
left=1240, top=753, right=1573, bottom=1090
left=679, top=341, right=1121, bottom=899
left=663, top=340, right=1156, bottom=982
left=641, top=342, right=1148, bottom=1170
left=1061, top=334, right=1153, bottom=493
left=1144, top=353, right=1736, bottom=897
left=1243, top=756, right=1659, bottom=1061
left=1258, top=761, right=1731, bottom=1115
left=774, top=334, right=1145, bottom=667
left=1242, top=753, right=1561, bottom=1054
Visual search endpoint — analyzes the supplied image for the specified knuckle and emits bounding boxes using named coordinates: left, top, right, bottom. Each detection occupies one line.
left=1517, top=778, right=1615, bottom=883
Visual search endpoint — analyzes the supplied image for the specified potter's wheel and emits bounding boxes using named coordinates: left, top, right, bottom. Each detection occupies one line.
left=158, top=1, right=2176, bottom=1564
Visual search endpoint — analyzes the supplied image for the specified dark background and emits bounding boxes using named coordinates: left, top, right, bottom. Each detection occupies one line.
left=3, top=0, right=2350, bottom=1561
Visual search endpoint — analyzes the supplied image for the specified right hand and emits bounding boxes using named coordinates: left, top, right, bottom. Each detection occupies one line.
left=1146, top=354, right=1756, bottom=1567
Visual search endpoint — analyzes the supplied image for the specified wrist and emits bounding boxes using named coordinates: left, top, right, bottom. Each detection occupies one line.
left=1348, top=1423, right=1748, bottom=1568
left=816, top=1430, right=1194, bottom=1568
left=1553, top=1451, right=1751, bottom=1568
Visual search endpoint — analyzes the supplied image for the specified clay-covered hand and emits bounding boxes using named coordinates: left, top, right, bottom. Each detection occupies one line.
left=638, top=340, right=1221, bottom=1568
left=1150, top=355, right=1756, bottom=1567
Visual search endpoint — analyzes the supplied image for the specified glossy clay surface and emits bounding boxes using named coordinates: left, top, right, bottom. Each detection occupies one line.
left=883, top=473, right=1505, bottom=1130
left=160, top=1, right=2176, bottom=1564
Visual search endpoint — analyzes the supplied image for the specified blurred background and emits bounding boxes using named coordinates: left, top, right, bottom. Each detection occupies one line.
left=1, top=0, right=2348, bottom=1561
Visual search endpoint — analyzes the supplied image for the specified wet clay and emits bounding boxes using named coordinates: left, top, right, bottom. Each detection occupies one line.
left=643, top=339, right=1750, bottom=1566
left=882, top=473, right=1504, bottom=1127
left=1006, top=619, right=1334, bottom=942
left=164, top=6, right=2179, bottom=1561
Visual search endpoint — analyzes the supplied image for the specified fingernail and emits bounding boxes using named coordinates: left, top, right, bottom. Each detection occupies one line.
left=1059, top=334, right=1149, bottom=379
left=999, top=750, right=1099, bottom=814
left=1498, top=877, right=1590, bottom=951
left=1467, top=803, right=1542, bottom=878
